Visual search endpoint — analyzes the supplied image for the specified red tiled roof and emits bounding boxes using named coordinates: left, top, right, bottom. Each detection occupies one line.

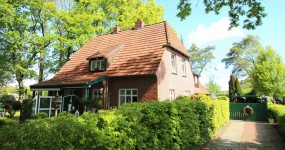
left=31, top=21, right=189, bottom=88
left=195, top=83, right=210, bottom=95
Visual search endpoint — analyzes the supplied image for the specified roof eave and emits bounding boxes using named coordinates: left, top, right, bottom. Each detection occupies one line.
left=164, top=43, right=191, bottom=58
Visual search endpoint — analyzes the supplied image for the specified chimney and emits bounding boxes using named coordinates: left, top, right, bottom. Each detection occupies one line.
left=135, top=20, right=144, bottom=29
left=113, top=25, right=120, bottom=33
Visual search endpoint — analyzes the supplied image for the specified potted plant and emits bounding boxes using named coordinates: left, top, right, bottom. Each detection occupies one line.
left=268, top=108, right=275, bottom=125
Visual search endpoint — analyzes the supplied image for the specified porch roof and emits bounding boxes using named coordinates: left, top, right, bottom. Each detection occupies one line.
left=30, top=72, right=106, bottom=89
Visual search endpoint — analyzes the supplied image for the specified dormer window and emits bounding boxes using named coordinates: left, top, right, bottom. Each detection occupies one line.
left=90, top=58, right=106, bottom=71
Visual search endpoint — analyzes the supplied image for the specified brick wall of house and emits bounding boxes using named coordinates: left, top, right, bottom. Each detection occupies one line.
left=156, top=47, right=195, bottom=100
left=108, top=75, right=158, bottom=107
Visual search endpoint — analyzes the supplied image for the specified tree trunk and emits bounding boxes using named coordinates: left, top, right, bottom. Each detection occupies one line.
left=38, top=51, right=44, bottom=83
left=16, top=72, right=24, bottom=101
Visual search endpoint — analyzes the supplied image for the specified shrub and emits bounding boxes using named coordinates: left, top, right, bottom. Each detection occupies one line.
left=0, top=95, right=20, bottom=118
left=268, top=104, right=285, bottom=134
left=0, top=96, right=229, bottom=150
left=34, top=112, right=48, bottom=119
left=20, top=99, right=33, bottom=122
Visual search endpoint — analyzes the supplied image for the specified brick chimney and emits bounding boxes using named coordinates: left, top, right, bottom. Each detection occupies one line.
left=135, top=20, right=144, bottom=29
left=113, top=25, right=120, bottom=33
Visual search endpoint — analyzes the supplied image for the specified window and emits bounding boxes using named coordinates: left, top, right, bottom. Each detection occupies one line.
left=171, top=53, right=176, bottom=73
left=181, top=58, right=186, bottom=76
left=185, top=91, right=191, bottom=96
left=64, top=89, right=76, bottom=96
left=93, top=89, right=100, bottom=98
left=169, top=89, right=175, bottom=101
left=119, top=89, right=138, bottom=106
left=90, top=59, right=105, bottom=71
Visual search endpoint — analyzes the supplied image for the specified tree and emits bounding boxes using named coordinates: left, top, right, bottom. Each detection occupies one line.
left=0, top=95, right=21, bottom=118
left=222, top=35, right=263, bottom=77
left=176, top=0, right=267, bottom=30
left=228, top=74, right=242, bottom=100
left=206, top=77, right=221, bottom=95
left=48, top=0, right=165, bottom=73
left=188, top=44, right=215, bottom=75
left=250, top=47, right=285, bottom=98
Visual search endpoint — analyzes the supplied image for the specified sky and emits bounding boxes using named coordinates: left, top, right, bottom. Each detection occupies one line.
left=156, top=0, right=285, bottom=90
left=21, top=1, right=285, bottom=91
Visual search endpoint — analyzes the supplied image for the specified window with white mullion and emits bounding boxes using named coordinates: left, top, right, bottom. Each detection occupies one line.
left=119, top=89, right=138, bottom=106
left=181, top=58, right=186, bottom=76
left=171, top=53, right=176, bottom=73
left=169, top=89, right=175, bottom=101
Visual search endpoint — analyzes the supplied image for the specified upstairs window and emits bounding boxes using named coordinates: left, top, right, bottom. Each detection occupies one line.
left=181, top=58, right=186, bottom=76
left=90, top=59, right=105, bottom=71
left=171, top=53, right=176, bottom=73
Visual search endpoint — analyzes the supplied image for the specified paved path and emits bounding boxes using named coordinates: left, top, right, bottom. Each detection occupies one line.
left=204, top=120, right=285, bottom=150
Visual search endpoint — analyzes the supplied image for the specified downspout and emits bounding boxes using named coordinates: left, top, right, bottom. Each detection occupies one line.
left=106, top=77, right=109, bottom=110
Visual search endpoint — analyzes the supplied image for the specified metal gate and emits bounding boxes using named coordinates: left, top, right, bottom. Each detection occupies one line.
left=230, top=102, right=268, bottom=121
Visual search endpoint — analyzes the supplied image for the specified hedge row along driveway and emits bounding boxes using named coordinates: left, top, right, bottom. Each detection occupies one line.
left=0, top=96, right=229, bottom=150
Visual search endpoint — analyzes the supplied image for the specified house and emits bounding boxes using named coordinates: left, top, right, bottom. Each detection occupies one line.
left=30, top=20, right=197, bottom=116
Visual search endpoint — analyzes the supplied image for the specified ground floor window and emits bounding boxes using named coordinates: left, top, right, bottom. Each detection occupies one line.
left=169, top=89, right=175, bottom=101
left=185, top=91, right=191, bottom=96
left=119, top=89, right=138, bottom=105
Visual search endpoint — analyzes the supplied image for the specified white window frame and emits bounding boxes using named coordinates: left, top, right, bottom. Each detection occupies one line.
left=169, top=89, right=175, bottom=101
left=93, top=89, right=100, bottom=98
left=90, top=59, right=105, bottom=71
left=171, top=53, right=176, bottom=73
left=119, top=89, right=138, bottom=106
left=181, top=58, right=186, bottom=77
left=185, top=91, right=191, bottom=96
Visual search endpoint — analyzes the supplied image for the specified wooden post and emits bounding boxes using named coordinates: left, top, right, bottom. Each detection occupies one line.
left=103, top=80, right=107, bottom=110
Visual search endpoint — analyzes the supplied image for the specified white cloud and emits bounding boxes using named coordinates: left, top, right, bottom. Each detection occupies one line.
left=187, top=18, right=244, bottom=46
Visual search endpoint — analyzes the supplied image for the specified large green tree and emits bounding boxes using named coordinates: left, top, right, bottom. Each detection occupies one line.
left=0, top=0, right=164, bottom=97
left=188, top=44, right=215, bottom=75
left=222, top=35, right=263, bottom=77
left=206, top=77, right=221, bottom=95
left=176, top=0, right=266, bottom=30
left=250, top=47, right=285, bottom=97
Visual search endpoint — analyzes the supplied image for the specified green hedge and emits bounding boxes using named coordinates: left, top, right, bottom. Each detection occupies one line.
left=0, top=97, right=229, bottom=150
left=268, top=103, right=285, bottom=134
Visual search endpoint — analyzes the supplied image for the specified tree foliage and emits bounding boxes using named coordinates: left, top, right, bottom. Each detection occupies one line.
left=0, top=95, right=21, bottom=118
left=177, top=0, right=267, bottom=30
left=188, top=44, right=215, bottom=75
left=228, top=74, right=242, bottom=100
left=222, top=35, right=263, bottom=77
left=206, top=77, right=221, bottom=95
left=250, top=47, right=285, bottom=97
left=0, top=0, right=164, bottom=97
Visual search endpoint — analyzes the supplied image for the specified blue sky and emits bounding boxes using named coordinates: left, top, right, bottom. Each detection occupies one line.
left=156, top=0, right=285, bottom=90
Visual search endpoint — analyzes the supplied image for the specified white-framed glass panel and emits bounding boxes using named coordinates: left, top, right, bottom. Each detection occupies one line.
left=38, top=96, right=61, bottom=117
left=119, top=89, right=138, bottom=106
left=185, top=91, right=191, bottom=96
left=90, top=59, right=105, bottom=71
left=169, top=89, right=175, bottom=101
left=93, top=89, right=100, bottom=98
left=171, top=53, right=176, bottom=73
left=181, top=58, right=186, bottom=76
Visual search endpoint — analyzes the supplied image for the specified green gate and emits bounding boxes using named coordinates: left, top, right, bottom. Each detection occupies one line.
left=230, top=102, right=268, bottom=121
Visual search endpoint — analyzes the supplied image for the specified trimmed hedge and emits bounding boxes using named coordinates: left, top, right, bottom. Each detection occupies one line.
left=268, top=103, right=285, bottom=134
left=0, top=97, right=229, bottom=150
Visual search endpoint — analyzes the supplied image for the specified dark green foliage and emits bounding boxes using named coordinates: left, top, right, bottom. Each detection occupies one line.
left=0, top=95, right=20, bottom=118
left=33, top=112, right=48, bottom=119
left=0, top=97, right=229, bottom=149
left=229, top=74, right=242, bottom=100
left=177, top=0, right=266, bottom=30
left=20, top=99, right=33, bottom=122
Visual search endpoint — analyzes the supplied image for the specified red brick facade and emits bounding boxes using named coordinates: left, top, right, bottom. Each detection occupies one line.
left=108, top=75, right=158, bottom=107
